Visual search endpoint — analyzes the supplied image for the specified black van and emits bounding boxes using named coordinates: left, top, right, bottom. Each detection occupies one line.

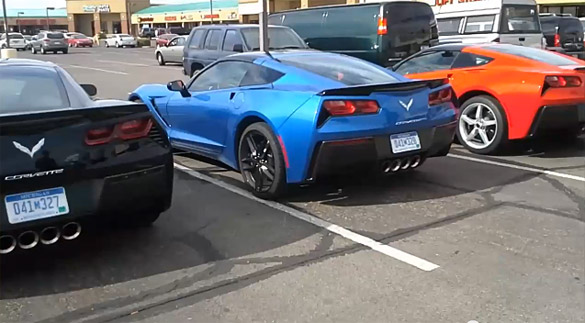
left=268, top=1, right=438, bottom=67
left=540, top=16, right=584, bottom=59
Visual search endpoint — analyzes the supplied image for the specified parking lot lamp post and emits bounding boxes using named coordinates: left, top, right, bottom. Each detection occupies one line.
left=259, top=0, right=268, bottom=52
left=1, top=0, right=9, bottom=48
left=209, top=0, right=214, bottom=24
left=17, top=12, right=24, bottom=33
left=46, top=7, right=54, bottom=31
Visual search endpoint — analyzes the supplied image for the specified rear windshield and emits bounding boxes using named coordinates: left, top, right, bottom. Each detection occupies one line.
left=241, top=27, right=306, bottom=50
left=500, top=5, right=541, bottom=34
left=485, top=44, right=579, bottom=66
left=119, top=34, right=132, bottom=38
left=47, top=33, right=64, bottom=39
left=0, top=66, right=70, bottom=114
left=541, top=19, right=557, bottom=34
left=559, top=19, right=584, bottom=34
left=73, top=35, right=87, bottom=39
left=279, top=54, right=397, bottom=85
left=10, top=34, right=24, bottom=39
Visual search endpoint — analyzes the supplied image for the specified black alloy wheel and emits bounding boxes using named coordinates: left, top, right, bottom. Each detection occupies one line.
left=238, top=123, right=286, bottom=199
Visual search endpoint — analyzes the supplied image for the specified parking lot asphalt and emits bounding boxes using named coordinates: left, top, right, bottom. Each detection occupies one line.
left=1, top=46, right=584, bottom=323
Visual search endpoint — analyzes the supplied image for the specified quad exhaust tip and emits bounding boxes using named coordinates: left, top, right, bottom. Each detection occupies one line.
left=18, top=231, right=39, bottom=250
left=410, top=155, right=421, bottom=168
left=40, top=227, right=60, bottom=245
left=61, top=222, right=81, bottom=241
left=382, top=156, right=422, bottom=174
left=0, top=235, right=17, bottom=254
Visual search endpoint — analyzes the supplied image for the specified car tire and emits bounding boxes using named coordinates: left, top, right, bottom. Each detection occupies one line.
left=105, top=42, right=110, bottom=48
left=238, top=122, right=287, bottom=199
left=456, top=95, right=508, bottom=155
left=190, top=63, right=203, bottom=77
left=40, top=47, right=46, bottom=54
left=62, top=49, right=68, bottom=54
left=74, top=43, right=79, bottom=48
left=115, top=42, right=120, bottom=48
left=31, top=46, right=36, bottom=54
left=157, top=52, right=165, bottom=65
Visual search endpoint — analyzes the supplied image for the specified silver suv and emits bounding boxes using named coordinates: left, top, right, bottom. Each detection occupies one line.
left=30, top=32, right=68, bottom=55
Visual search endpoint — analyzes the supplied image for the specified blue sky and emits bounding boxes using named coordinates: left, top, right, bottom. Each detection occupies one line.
left=4, top=0, right=201, bottom=9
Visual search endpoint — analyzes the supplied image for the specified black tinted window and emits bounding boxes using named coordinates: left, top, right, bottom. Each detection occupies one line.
left=204, top=29, right=222, bottom=50
left=189, top=29, right=205, bottom=49
left=222, top=30, right=242, bottom=51
left=464, top=15, right=495, bottom=33
left=0, top=66, right=69, bottom=114
left=279, top=54, right=397, bottom=85
left=541, top=19, right=558, bottom=34
left=241, top=27, right=306, bottom=50
left=47, top=33, right=64, bottom=39
left=451, top=52, right=493, bottom=69
left=318, top=5, right=378, bottom=51
left=240, top=65, right=284, bottom=87
left=500, top=5, right=541, bottom=33
left=485, top=44, right=579, bottom=66
left=559, top=19, right=584, bottom=34
left=384, top=3, right=437, bottom=44
left=395, top=51, right=459, bottom=75
left=438, top=18, right=462, bottom=36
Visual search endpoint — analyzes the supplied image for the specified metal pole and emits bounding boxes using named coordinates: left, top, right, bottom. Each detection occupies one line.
left=46, top=8, right=49, bottom=30
left=2, top=0, right=10, bottom=47
left=259, top=0, right=268, bottom=52
left=209, top=0, right=214, bottom=24
left=17, top=13, right=20, bottom=33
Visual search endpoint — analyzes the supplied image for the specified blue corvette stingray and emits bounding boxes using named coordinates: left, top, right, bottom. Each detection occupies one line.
left=130, top=51, right=458, bottom=199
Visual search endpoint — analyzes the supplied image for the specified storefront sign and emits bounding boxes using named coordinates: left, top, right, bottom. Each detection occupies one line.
left=138, top=17, right=154, bottom=22
left=83, top=4, right=110, bottom=13
left=164, top=16, right=177, bottom=21
left=433, top=0, right=484, bottom=6
left=203, top=14, right=220, bottom=19
left=180, top=14, right=195, bottom=21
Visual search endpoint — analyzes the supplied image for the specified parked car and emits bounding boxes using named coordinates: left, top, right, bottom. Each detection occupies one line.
left=23, top=35, right=32, bottom=49
left=0, top=59, right=173, bottom=255
left=0, top=33, right=27, bottom=51
left=167, top=26, right=189, bottom=35
left=393, top=44, right=585, bottom=154
left=29, top=32, right=68, bottom=54
left=540, top=16, right=585, bottom=59
left=183, top=24, right=307, bottom=77
left=140, top=27, right=156, bottom=38
left=581, top=17, right=585, bottom=43
left=425, top=0, right=545, bottom=49
left=155, top=35, right=187, bottom=65
left=156, top=33, right=177, bottom=47
left=104, top=34, right=137, bottom=48
left=268, top=1, right=438, bottom=67
left=132, top=51, right=457, bottom=199
left=68, top=34, right=93, bottom=47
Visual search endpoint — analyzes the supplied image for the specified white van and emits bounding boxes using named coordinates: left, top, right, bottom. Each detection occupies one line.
left=419, top=0, right=544, bottom=48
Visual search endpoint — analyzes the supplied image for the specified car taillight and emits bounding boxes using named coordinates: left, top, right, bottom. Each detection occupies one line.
left=85, top=118, right=153, bottom=146
left=43, top=39, right=50, bottom=42
left=544, top=75, right=582, bottom=88
left=554, top=33, right=561, bottom=47
left=428, top=88, right=452, bottom=106
left=322, top=100, right=380, bottom=116
left=377, top=18, right=387, bottom=35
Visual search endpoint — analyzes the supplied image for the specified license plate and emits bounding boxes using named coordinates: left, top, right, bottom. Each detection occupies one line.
left=390, top=131, right=421, bottom=154
left=5, top=187, right=69, bottom=224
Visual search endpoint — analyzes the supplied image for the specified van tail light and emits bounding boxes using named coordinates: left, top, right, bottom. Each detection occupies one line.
left=554, top=33, right=561, bottom=47
left=322, top=100, right=380, bottom=116
left=377, top=18, right=388, bottom=35
left=85, top=118, right=153, bottom=146
left=428, top=88, right=453, bottom=106
left=544, top=75, right=582, bottom=88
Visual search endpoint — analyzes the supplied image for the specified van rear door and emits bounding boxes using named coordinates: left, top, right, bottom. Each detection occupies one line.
left=381, top=2, right=438, bottom=66
left=498, top=4, right=543, bottom=49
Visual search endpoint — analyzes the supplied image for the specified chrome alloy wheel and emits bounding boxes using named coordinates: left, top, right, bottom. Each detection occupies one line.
left=459, top=102, right=498, bottom=150
left=239, top=130, right=276, bottom=193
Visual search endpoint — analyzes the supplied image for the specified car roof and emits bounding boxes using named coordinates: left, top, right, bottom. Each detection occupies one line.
left=220, top=49, right=339, bottom=63
left=540, top=16, right=581, bottom=22
left=0, top=58, right=57, bottom=68
left=273, top=1, right=415, bottom=14
left=194, top=24, right=290, bottom=29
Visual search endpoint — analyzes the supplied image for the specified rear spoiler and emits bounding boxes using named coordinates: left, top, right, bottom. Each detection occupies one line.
left=318, top=79, right=447, bottom=96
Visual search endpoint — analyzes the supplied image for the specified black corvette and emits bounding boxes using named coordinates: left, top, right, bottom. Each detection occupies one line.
left=0, top=59, right=173, bottom=254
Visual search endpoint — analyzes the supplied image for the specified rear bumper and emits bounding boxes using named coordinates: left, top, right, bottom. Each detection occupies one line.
left=306, top=121, right=455, bottom=181
left=43, top=44, right=68, bottom=50
left=528, top=103, right=585, bottom=136
left=0, top=161, right=173, bottom=235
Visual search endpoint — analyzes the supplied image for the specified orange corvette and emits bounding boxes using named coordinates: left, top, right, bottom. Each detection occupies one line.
left=393, top=44, right=585, bottom=154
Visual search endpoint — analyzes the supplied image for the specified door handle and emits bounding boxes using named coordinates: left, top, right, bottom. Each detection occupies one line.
left=229, top=92, right=236, bottom=100
left=519, top=37, right=525, bottom=41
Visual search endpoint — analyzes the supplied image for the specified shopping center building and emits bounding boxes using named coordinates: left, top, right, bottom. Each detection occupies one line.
left=65, top=0, right=150, bottom=36
left=0, top=8, right=68, bottom=35
left=131, top=1, right=239, bottom=30
left=537, top=0, right=585, bottom=17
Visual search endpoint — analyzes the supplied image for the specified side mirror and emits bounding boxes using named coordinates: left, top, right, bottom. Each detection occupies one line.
left=167, top=80, right=190, bottom=97
left=233, top=44, right=243, bottom=52
left=81, top=84, right=97, bottom=96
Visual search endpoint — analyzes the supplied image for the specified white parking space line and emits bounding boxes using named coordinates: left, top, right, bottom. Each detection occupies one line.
left=66, top=65, right=128, bottom=75
left=174, top=163, right=440, bottom=272
left=97, top=59, right=150, bottom=67
left=448, top=153, right=585, bottom=182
